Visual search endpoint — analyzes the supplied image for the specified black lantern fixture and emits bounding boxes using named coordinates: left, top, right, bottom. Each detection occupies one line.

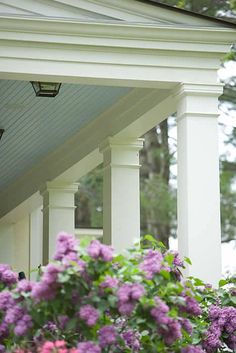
left=0, top=129, right=4, bottom=141
left=30, top=81, right=61, bottom=97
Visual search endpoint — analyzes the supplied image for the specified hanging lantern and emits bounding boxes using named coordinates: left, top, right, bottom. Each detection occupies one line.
left=31, top=81, right=61, bottom=97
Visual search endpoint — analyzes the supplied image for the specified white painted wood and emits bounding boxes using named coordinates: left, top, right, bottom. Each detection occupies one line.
left=100, top=137, right=144, bottom=252
left=13, top=215, right=30, bottom=278
left=176, top=83, right=222, bottom=286
left=75, top=228, right=103, bottom=240
left=0, top=223, right=15, bottom=266
left=29, top=207, right=43, bottom=280
left=40, top=181, right=78, bottom=263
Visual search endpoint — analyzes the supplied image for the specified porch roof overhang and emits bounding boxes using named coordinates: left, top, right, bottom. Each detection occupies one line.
left=0, top=0, right=235, bottom=222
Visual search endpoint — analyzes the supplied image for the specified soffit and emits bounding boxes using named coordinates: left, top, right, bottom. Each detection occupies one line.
left=0, top=80, right=130, bottom=191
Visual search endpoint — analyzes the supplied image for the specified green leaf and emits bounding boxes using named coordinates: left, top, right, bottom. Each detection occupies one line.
left=194, top=278, right=204, bottom=286
left=143, top=234, right=157, bottom=243
left=160, top=269, right=170, bottom=280
left=219, top=279, right=228, bottom=287
left=184, top=257, right=192, bottom=265
left=230, top=296, right=236, bottom=305
left=165, top=253, right=174, bottom=265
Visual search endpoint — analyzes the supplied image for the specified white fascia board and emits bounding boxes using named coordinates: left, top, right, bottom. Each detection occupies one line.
left=0, top=17, right=234, bottom=86
left=0, top=16, right=235, bottom=47
left=0, top=88, right=173, bottom=219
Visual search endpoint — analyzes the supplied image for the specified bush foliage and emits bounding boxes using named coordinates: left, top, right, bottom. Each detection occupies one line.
left=0, top=234, right=235, bottom=353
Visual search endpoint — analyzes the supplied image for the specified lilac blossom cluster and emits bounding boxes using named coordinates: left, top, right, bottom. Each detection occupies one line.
left=87, top=240, right=113, bottom=262
left=100, top=276, right=118, bottom=289
left=203, top=305, right=236, bottom=352
left=32, top=263, right=62, bottom=301
left=140, top=250, right=164, bottom=279
left=151, top=297, right=182, bottom=345
left=0, top=265, right=17, bottom=288
left=0, top=290, right=32, bottom=338
left=117, top=283, right=145, bottom=315
left=121, top=329, right=141, bottom=352
left=79, top=304, right=100, bottom=326
left=181, top=345, right=205, bottom=353
left=179, top=292, right=202, bottom=316
left=54, top=232, right=79, bottom=263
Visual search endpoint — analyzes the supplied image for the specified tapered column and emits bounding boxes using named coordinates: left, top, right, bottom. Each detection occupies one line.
left=176, top=83, right=223, bottom=285
left=100, top=137, right=144, bottom=253
left=40, top=181, right=78, bottom=264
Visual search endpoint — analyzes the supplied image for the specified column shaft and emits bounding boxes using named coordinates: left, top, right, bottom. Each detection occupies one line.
left=176, top=84, right=222, bottom=285
left=40, top=181, right=78, bottom=264
left=29, top=207, right=43, bottom=279
left=100, top=138, right=144, bottom=253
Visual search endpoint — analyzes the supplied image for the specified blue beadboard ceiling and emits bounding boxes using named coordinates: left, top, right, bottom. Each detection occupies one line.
left=0, top=80, right=131, bottom=190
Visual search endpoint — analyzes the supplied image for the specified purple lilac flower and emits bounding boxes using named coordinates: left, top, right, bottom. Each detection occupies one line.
left=181, top=345, right=205, bottom=353
left=0, top=322, right=8, bottom=340
left=0, top=264, right=17, bottom=287
left=14, top=314, right=33, bottom=336
left=0, top=291, right=14, bottom=310
left=100, top=276, right=118, bottom=288
left=0, top=344, right=4, bottom=353
left=32, top=281, right=57, bottom=301
left=121, top=329, right=140, bottom=352
left=179, top=294, right=202, bottom=316
left=150, top=297, right=169, bottom=325
left=203, top=305, right=236, bottom=352
left=159, top=318, right=182, bottom=345
left=117, top=283, right=145, bottom=302
left=118, top=302, right=135, bottom=315
left=168, top=250, right=184, bottom=267
left=54, top=232, right=79, bottom=262
left=87, top=240, right=113, bottom=262
left=226, top=334, right=236, bottom=351
left=79, top=304, right=99, bottom=326
left=43, top=321, right=57, bottom=333
left=117, top=283, right=145, bottom=315
left=43, top=264, right=62, bottom=285
left=31, top=263, right=63, bottom=302
left=99, top=325, right=117, bottom=348
left=16, top=279, right=33, bottom=293
left=180, top=318, right=193, bottom=334
left=203, top=331, right=221, bottom=352
left=77, top=341, right=101, bottom=353
left=140, top=250, right=163, bottom=279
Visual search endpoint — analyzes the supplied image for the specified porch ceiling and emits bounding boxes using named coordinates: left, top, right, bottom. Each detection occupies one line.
left=0, top=79, right=130, bottom=191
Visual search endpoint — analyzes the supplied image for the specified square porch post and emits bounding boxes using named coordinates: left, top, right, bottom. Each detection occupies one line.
left=99, top=137, right=144, bottom=252
left=176, top=83, right=223, bottom=286
left=40, top=181, right=78, bottom=264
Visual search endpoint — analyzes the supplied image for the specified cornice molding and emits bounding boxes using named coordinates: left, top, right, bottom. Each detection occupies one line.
left=0, top=16, right=235, bottom=48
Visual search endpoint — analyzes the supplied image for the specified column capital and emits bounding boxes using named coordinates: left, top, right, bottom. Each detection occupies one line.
left=174, top=83, right=223, bottom=121
left=173, top=83, right=224, bottom=100
left=99, top=137, right=144, bottom=154
left=40, top=181, right=79, bottom=197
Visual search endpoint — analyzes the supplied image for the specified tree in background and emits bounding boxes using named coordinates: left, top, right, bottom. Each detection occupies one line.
left=75, top=0, right=236, bottom=247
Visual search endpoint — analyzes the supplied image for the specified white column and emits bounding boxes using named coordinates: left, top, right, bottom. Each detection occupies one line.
left=29, top=207, right=43, bottom=280
left=176, top=83, right=222, bottom=285
left=40, top=181, right=78, bottom=264
left=0, top=223, right=15, bottom=267
left=13, top=216, right=30, bottom=277
left=99, top=137, right=144, bottom=253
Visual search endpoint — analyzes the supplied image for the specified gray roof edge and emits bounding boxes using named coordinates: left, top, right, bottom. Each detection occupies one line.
left=136, top=0, right=236, bottom=29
